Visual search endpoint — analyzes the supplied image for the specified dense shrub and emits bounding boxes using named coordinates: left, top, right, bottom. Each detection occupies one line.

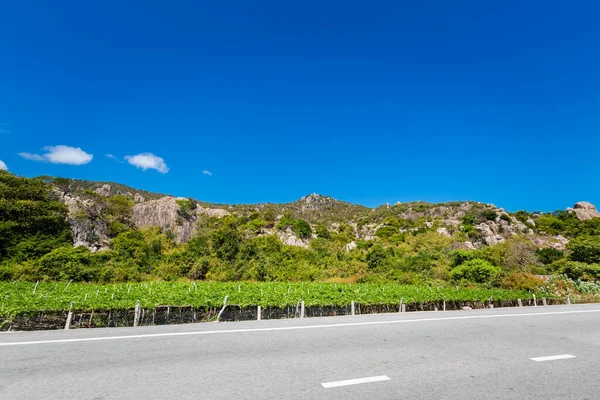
left=501, top=272, right=545, bottom=291
left=450, top=250, right=481, bottom=267
left=551, top=260, right=600, bottom=281
left=536, top=248, right=564, bottom=265
left=567, top=236, right=600, bottom=264
left=449, top=259, right=500, bottom=284
left=481, top=210, right=498, bottom=221
left=366, top=244, right=390, bottom=271
left=375, top=225, right=398, bottom=239
left=293, top=220, right=313, bottom=239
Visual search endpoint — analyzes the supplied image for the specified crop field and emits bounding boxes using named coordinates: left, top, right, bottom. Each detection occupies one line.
left=0, top=281, right=538, bottom=316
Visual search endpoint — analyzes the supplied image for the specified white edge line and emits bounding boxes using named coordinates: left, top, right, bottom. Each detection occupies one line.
left=1, top=309, right=600, bottom=347
left=321, top=375, right=391, bottom=388
left=530, top=354, right=576, bottom=362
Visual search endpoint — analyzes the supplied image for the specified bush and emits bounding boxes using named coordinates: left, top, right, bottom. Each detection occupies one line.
left=567, top=236, right=600, bottom=264
left=501, top=272, right=545, bottom=291
left=551, top=260, right=600, bottom=281
left=375, top=225, right=398, bottom=239
left=536, top=248, right=564, bottom=265
left=481, top=210, right=498, bottom=221
left=293, top=220, right=313, bottom=239
left=462, top=214, right=477, bottom=226
left=450, top=250, right=481, bottom=267
left=366, top=244, right=390, bottom=271
left=36, top=246, right=97, bottom=281
left=315, top=223, right=331, bottom=239
left=211, top=227, right=241, bottom=262
left=449, top=259, right=500, bottom=284
left=500, top=214, right=511, bottom=223
left=154, top=261, right=184, bottom=281
left=176, top=198, right=197, bottom=220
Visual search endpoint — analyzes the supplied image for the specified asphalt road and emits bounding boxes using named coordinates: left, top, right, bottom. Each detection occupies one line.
left=1, top=304, right=599, bottom=400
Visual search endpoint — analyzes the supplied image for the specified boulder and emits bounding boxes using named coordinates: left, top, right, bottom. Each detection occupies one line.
left=345, top=241, right=357, bottom=252
left=568, top=202, right=600, bottom=221
left=134, top=193, right=146, bottom=203
left=463, top=241, right=475, bottom=250
left=475, top=223, right=494, bottom=236
left=526, top=218, right=536, bottom=227
left=484, top=236, right=498, bottom=246
left=436, top=227, right=451, bottom=237
left=197, top=205, right=230, bottom=218
left=94, top=184, right=111, bottom=197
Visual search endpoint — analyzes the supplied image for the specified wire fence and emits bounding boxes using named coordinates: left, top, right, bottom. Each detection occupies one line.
left=0, top=296, right=571, bottom=332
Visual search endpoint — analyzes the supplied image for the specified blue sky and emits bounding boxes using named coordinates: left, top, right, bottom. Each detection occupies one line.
left=1, top=1, right=599, bottom=211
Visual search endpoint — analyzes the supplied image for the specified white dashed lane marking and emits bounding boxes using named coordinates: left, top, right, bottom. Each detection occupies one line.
left=321, top=375, right=391, bottom=388
left=530, top=354, right=576, bottom=362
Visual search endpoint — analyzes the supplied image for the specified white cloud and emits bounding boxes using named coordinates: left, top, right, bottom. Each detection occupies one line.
left=202, top=170, right=213, bottom=176
left=106, top=153, right=124, bottom=163
left=124, top=153, right=169, bottom=173
left=18, top=152, right=46, bottom=161
left=0, top=160, right=7, bottom=171
left=18, top=145, right=93, bottom=165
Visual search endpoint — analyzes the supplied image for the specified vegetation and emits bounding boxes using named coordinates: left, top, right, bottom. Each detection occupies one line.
left=1, top=171, right=600, bottom=317
left=0, top=281, right=537, bottom=316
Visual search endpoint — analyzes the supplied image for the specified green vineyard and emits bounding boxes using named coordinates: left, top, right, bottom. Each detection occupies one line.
left=0, top=281, right=538, bottom=317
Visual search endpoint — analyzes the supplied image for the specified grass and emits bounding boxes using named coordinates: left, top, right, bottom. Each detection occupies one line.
left=0, top=281, right=538, bottom=316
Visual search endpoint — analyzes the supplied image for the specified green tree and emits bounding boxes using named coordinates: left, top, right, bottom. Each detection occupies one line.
left=375, top=225, right=398, bottom=239
left=0, top=171, right=72, bottom=261
left=211, top=227, right=241, bottom=262
left=36, top=246, right=97, bottom=281
left=293, top=220, right=312, bottom=239
left=315, top=223, right=331, bottom=239
left=449, top=259, right=500, bottom=284
left=176, top=198, right=198, bottom=220
left=366, top=244, right=389, bottom=271
left=111, top=230, right=150, bottom=271
left=567, top=236, right=600, bottom=264
left=536, top=248, right=564, bottom=265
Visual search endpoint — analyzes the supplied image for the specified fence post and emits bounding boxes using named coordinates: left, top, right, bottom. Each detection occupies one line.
left=533, top=294, right=537, bottom=307
left=399, top=298, right=404, bottom=313
left=489, top=297, right=494, bottom=309
left=351, top=301, right=355, bottom=316
left=133, top=300, right=141, bottom=327
left=567, top=295, right=571, bottom=305
left=443, top=299, right=446, bottom=312
left=216, top=295, right=229, bottom=322
left=542, top=297, right=547, bottom=306
left=300, top=301, right=305, bottom=318
left=517, top=298, right=522, bottom=307
left=64, top=302, right=74, bottom=330
left=257, top=306, right=262, bottom=321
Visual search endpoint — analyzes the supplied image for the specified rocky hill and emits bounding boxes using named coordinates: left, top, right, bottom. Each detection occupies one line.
left=52, top=178, right=598, bottom=254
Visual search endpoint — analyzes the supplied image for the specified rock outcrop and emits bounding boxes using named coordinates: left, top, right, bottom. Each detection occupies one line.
left=567, top=202, right=600, bottom=221
left=132, top=197, right=229, bottom=244
left=276, top=227, right=309, bottom=248
left=63, top=194, right=110, bottom=252
left=94, top=184, right=112, bottom=197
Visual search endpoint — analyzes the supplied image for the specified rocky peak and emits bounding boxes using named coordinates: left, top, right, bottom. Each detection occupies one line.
left=567, top=202, right=600, bottom=221
left=94, top=184, right=112, bottom=197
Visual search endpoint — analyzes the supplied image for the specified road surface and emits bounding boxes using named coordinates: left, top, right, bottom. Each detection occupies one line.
left=1, top=304, right=599, bottom=399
